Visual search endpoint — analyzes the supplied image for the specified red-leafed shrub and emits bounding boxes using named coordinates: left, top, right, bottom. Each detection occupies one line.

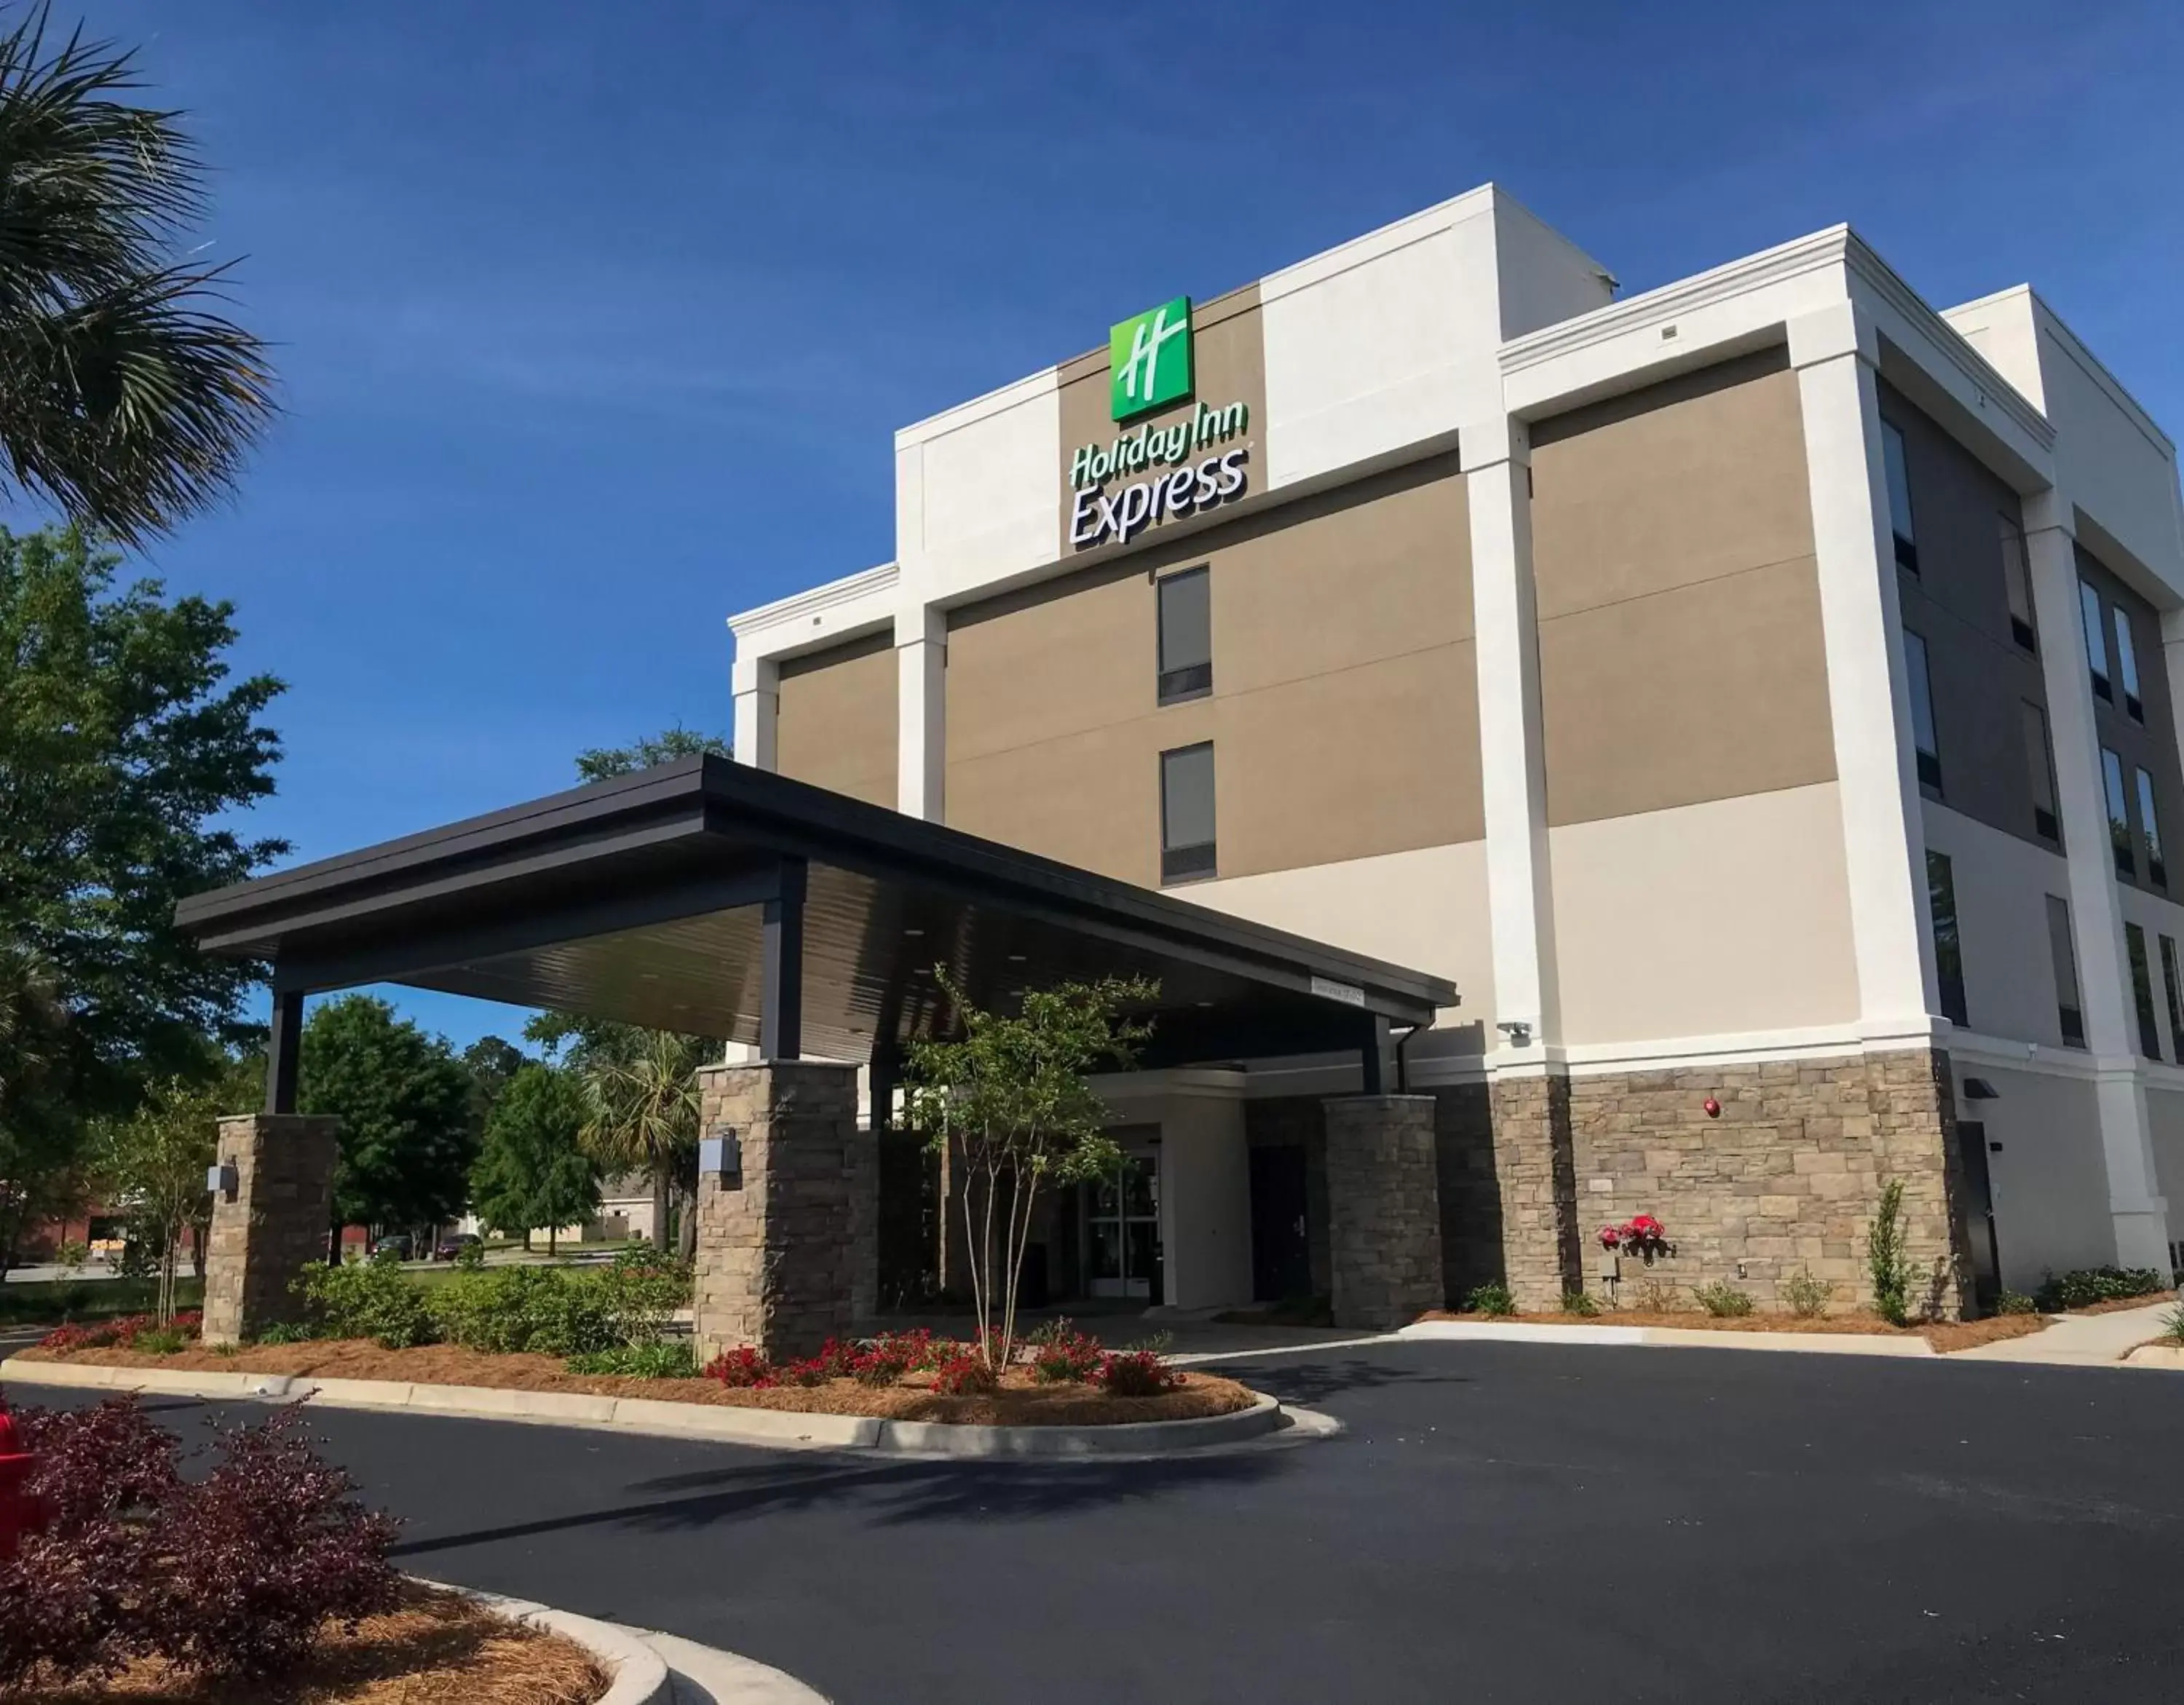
left=1096, top=1349, right=1182, bottom=1398
left=704, top=1346, right=777, bottom=1388
left=1029, top=1325, right=1104, bottom=1384
left=0, top=1396, right=400, bottom=1688
left=848, top=1329, right=933, bottom=1386
left=932, top=1352, right=998, bottom=1396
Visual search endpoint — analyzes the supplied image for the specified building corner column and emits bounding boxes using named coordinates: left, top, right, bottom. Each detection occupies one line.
left=202, top=1113, right=341, bottom=1348
left=731, top=654, right=779, bottom=771
left=2029, top=489, right=2170, bottom=1269
left=895, top=603, right=946, bottom=821
left=1788, top=304, right=1939, bottom=1037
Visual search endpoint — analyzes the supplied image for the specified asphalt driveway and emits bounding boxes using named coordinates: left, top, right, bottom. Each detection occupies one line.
left=17, top=1341, right=2184, bottom=1703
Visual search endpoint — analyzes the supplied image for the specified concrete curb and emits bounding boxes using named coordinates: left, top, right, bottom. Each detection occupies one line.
left=646, top=1628, right=833, bottom=1703
left=412, top=1578, right=671, bottom=1705
left=2121, top=1343, right=2184, bottom=1369
left=0, top=1356, right=1283, bottom=1458
left=1397, top=1320, right=1936, bottom=1357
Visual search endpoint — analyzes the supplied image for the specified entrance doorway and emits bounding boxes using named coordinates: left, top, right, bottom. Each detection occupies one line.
left=1085, top=1146, right=1162, bottom=1303
left=1249, top=1146, right=1312, bottom=1302
left=1955, top=1119, right=2001, bottom=1309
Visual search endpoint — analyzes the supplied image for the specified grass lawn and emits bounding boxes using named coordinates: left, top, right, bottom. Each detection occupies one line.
left=0, top=1276, right=205, bottom=1329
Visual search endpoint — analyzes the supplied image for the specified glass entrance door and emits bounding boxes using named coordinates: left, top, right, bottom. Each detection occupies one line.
left=1086, top=1154, right=1160, bottom=1300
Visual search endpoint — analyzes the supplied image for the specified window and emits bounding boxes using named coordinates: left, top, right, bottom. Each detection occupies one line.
left=1155, top=566, right=1211, bottom=705
left=1904, top=631, right=1941, bottom=793
left=2128, top=923, right=2164, bottom=1061
left=1159, top=743, right=1216, bottom=884
left=1880, top=419, right=1917, bottom=574
left=2113, top=606, right=2145, bottom=722
left=2103, top=746, right=2134, bottom=877
left=2000, top=515, right=2036, bottom=653
left=2137, top=767, right=2167, bottom=888
left=2047, top=894, right=2086, bottom=1046
left=2022, top=701, right=2061, bottom=845
left=1927, top=850, right=1968, bottom=1028
left=2162, top=934, right=2184, bottom=1059
left=2081, top=581, right=2111, bottom=701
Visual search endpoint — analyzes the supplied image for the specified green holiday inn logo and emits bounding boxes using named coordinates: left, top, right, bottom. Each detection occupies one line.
left=1110, top=296, right=1193, bottom=421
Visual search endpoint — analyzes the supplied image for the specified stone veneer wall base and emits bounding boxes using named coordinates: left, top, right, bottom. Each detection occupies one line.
left=1323, top=1094, right=1444, bottom=1329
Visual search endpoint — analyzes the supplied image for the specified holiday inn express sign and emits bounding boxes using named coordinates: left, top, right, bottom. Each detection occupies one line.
left=1067, top=294, right=1251, bottom=550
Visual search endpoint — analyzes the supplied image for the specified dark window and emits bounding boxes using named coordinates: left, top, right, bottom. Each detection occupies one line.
left=2022, top=701, right=2061, bottom=845
left=2161, top=933, right=2184, bottom=1060
left=1881, top=419, right=1918, bottom=574
left=2129, top=923, right=2163, bottom=1061
left=1159, top=742, right=1216, bottom=884
left=1904, top=631, right=1941, bottom=794
left=1927, top=850, right=1968, bottom=1029
left=1156, top=566, right=1211, bottom=705
left=2113, top=606, right=2145, bottom=723
left=2000, top=515, right=2037, bottom=653
left=2137, top=766, right=2167, bottom=888
left=2103, top=746, right=2134, bottom=878
left=2047, top=894, right=2086, bottom=1047
left=2081, top=581, right=2111, bottom=701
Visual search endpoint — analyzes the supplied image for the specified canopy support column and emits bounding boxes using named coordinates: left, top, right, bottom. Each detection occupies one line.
left=760, top=855, right=807, bottom=1061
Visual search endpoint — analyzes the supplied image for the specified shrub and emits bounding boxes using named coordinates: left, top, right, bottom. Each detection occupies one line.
left=1097, top=1349, right=1182, bottom=1397
left=1031, top=1324, right=1104, bottom=1382
left=252, top=1321, right=316, bottom=1345
left=296, top=1259, right=435, bottom=1349
left=55, top=1241, right=88, bottom=1271
left=130, top=1325, right=188, bottom=1355
left=933, top=1352, right=999, bottom=1396
left=2033, top=1266, right=2167, bottom=1312
left=1464, top=1283, right=1516, bottom=1318
left=1783, top=1269, right=1833, bottom=1318
left=564, top=1341, right=697, bottom=1379
left=1560, top=1290, right=1599, bottom=1318
left=849, top=1331, right=924, bottom=1386
left=454, top=1239, right=486, bottom=1271
left=1867, top=1179, right=1913, bottom=1326
left=1693, top=1281, right=1754, bottom=1318
left=596, top=1247, right=692, bottom=1348
left=424, top=1265, right=612, bottom=1356
left=1995, top=1289, right=2038, bottom=1316
left=0, top=1399, right=399, bottom=1687
left=704, top=1346, right=776, bottom=1388
left=1632, top=1278, right=1677, bottom=1313
left=2161, top=1300, right=2184, bottom=1346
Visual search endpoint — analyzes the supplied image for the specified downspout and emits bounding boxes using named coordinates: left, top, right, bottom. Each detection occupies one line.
left=1396, top=1018, right=1433, bottom=1093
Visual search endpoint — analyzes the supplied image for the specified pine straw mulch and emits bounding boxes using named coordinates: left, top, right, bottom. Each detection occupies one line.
left=1, top=1583, right=606, bottom=1704
left=1412, top=1308, right=2053, bottom=1354
left=14, top=1339, right=1258, bottom=1425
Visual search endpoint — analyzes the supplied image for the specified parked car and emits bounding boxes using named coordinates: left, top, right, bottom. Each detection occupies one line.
left=371, top=1234, right=414, bottom=1261
left=432, top=1233, right=483, bottom=1262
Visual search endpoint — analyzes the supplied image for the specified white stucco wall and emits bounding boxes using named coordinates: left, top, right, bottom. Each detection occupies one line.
left=1920, top=801, right=2074, bottom=1047
left=1968, top=1061, right=2113, bottom=1290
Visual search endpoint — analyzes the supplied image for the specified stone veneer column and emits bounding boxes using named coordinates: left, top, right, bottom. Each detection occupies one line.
left=692, top=1059, right=862, bottom=1363
left=201, top=1114, right=340, bottom=1348
left=1487, top=1071, right=1580, bottom=1312
left=1867, top=1048, right=1971, bottom=1318
left=1322, top=1095, right=1444, bottom=1329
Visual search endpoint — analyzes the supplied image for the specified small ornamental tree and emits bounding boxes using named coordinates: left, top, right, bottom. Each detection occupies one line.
left=902, top=970, right=1154, bottom=1372
left=95, top=1075, right=221, bottom=1325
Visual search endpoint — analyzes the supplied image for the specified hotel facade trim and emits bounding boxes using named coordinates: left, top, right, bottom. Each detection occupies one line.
left=729, top=185, right=2184, bottom=1316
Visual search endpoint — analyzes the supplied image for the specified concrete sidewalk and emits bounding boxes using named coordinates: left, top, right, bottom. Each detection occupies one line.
left=1951, top=1299, right=2178, bottom=1365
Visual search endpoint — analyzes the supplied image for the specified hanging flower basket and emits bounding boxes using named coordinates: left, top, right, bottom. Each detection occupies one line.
left=1598, top=1214, right=1674, bottom=1265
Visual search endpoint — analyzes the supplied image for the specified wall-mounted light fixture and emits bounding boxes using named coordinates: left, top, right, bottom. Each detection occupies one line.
left=205, top=1160, right=239, bottom=1203
left=699, top=1128, right=743, bottom=1184
left=1961, top=1078, right=2000, bottom=1101
left=1496, top=1020, right=1533, bottom=1048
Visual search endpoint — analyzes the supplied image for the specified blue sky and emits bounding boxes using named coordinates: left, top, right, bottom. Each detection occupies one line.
left=55, top=0, right=2184, bottom=1053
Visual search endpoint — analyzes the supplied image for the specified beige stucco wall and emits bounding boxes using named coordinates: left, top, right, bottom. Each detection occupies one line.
left=1920, top=800, right=2075, bottom=1048
left=1548, top=781, right=1860, bottom=1045
left=946, top=456, right=1479, bottom=887
left=1184, top=838, right=1491, bottom=1048
left=1973, top=1063, right=2114, bottom=1290
left=1530, top=349, right=1836, bottom=828
left=774, top=631, right=898, bottom=807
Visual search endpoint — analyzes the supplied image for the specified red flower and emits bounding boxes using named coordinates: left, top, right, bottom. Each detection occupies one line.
left=1598, top=1225, right=1621, bottom=1249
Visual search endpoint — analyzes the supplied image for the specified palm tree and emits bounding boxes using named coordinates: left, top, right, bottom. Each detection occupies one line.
left=0, top=7, right=274, bottom=546
left=574, top=1028, right=711, bottom=1260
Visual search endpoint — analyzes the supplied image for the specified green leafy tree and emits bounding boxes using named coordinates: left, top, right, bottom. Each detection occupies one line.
left=0, top=10, right=275, bottom=545
left=0, top=938, right=79, bottom=1275
left=95, top=1073, right=222, bottom=1323
left=468, top=1063, right=598, bottom=1254
left=574, top=724, right=727, bottom=783
left=298, top=995, right=476, bottom=1242
left=0, top=526, right=285, bottom=1117
left=459, top=1035, right=528, bottom=1133
left=903, top=970, right=1155, bottom=1369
